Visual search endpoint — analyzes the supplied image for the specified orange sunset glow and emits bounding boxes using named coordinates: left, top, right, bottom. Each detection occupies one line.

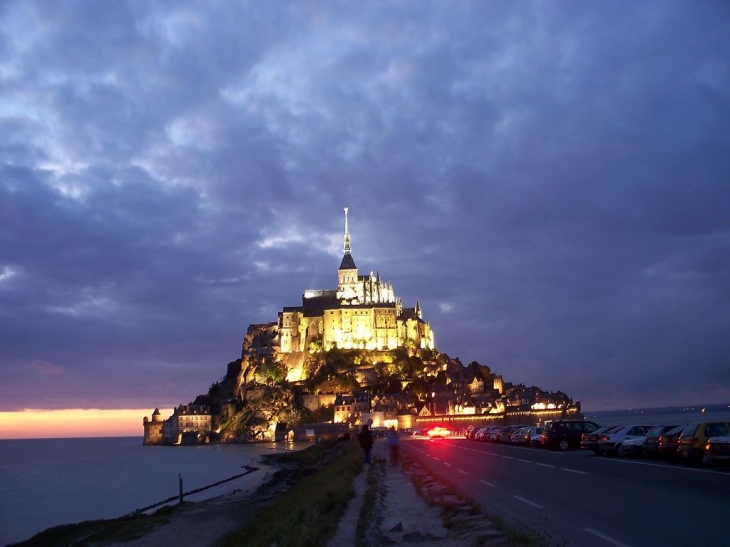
left=0, top=408, right=175, bottom=440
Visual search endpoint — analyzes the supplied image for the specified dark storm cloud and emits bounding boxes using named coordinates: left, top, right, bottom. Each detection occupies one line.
left=1, top=1, right=729, bottom=412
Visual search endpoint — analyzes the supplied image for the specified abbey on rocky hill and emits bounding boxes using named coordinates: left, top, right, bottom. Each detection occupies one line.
left=241, top=207, right=435, bottom=382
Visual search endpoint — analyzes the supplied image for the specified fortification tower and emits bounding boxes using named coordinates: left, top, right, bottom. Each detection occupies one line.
left=142, top=407, right=164, bottom=445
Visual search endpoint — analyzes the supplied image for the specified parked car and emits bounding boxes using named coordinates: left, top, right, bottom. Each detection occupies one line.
left=703, top=435, right=730, bottom=467
left=641, top=425, right=679, bottom=458
left=541, top=420, right=602, bottom=451
left=477, top=427, right=497, bottom=442
left=529, top=428, right=545, bottom=447
left=596, top=425, right=653, bottom=456
left=496, top=426, right=519, bottom=443
left=488, top=427, right=505, bottom=442
left=677, top=422, right=730, bottom=464
left=521, top=426, right=543, bottom=446
left=500, top=425, right=528, bottom=443
left=657, top=426, right=685, bottom=461
left=510, top=426, right=530, bottom=444
left=581, top=426, right=621, bottom=453
left=619, top=435, right=649, bottom=457
left=466, top=425, right=485, bottom=440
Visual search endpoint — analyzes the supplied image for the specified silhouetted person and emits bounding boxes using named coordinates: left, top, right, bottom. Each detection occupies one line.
left=358, top=419, right=374, bottom=464
left=386, top=426, right=400, bottom=466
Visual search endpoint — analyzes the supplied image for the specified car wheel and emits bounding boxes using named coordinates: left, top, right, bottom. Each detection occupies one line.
left=558, top=440, right=570, bottom=451
left=617, top=446, right=627, bottom=457
left=701, top=455, right=712, bottom=468
left=593, top=448, right=601, bottom=455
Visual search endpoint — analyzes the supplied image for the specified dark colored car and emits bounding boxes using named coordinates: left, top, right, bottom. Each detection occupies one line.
left=677, top=422, right=730, bottom=464
left=477, top=426, right=497, bottom=442
left=465, top=425, right=478, bottom=440
left=641, top=425, right=678, bottom=458
left=541, top=420, right=602, bottom=451
left=657, top=426, right=685, bottom=460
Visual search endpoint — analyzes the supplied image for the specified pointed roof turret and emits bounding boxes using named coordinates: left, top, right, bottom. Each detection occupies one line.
left=415, top=299, right=422, bottom=318
left=339, top=206, right=357, bottom=270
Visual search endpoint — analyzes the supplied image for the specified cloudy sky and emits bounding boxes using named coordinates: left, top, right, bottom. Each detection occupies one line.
left=1, top=1, right=729, bottom=417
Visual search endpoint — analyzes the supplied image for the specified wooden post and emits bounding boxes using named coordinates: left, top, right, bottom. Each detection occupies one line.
left=179, top=473, right=183, bottom=504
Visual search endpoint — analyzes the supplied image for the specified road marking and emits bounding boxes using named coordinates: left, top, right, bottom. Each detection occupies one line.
left=443, top=462, right=452, bottom=467
left=458, top=469, right=468, bottom=475
left=479, top=479, right=495, bottom=487
left=597, top=457, right=730, bottom=475
left=433, top=457, right=440, bottom=461
left=513, top=495, right=543, bottom=509
left=536, top=463, right=555, bottom=468
left=517, top=459, right=532, bottom=463
left=584, top=527, right=631, bottom=547
left=561, top=468, right=588, bottom=475
left=502, top=456, right=515, bottom=460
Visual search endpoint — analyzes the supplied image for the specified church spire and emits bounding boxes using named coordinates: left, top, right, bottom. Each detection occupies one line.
left=343, top=206, right=351, bottom=256
left=339, top=207, right=357, bottom=271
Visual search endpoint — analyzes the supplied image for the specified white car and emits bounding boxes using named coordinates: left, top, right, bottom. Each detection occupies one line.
left=703, top=435, right=730, bottom=467
left=619, top=435, right=648, bottom=457
left=596, top=425, right=653, bottom=455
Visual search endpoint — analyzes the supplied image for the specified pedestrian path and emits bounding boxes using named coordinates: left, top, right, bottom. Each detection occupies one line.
left=325, top=458, right=368, bottom=547
left=326, top=440, right=487, bottom=546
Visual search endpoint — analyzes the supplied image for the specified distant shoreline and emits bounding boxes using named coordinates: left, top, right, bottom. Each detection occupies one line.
left=2, top=403, right=729, bottom=441
left=583, top=403, right=730, bottom=414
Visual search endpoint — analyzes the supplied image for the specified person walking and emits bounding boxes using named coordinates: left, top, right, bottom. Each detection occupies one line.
left=358, top=419, right=374, bottom=464
left=386, top=426, right=400, bottom=466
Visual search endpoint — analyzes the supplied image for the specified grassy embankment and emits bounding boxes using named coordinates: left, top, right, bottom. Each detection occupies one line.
left=221, top=437, right=362, bottom=547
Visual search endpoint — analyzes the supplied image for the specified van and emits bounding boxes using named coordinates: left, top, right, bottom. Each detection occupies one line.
left=540, top=419, right=601, bottom=450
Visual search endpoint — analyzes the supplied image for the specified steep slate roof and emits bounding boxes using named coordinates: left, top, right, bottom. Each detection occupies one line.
left=339, top=253, right=357, bottom=270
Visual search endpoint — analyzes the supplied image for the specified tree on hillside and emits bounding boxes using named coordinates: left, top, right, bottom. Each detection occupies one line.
left=254, top=358, right=288, bottom=385
left=407, top=377, right=431, bottom=401
left=314, top=375, right=360, bottom=394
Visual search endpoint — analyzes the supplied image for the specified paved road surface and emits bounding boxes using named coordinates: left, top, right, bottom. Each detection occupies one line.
left=403, top=436, right=729, bottom=547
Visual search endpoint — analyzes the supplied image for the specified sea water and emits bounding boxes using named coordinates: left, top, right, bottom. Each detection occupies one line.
left=0, top=437, right=307, bottom=546
left=584, top=403, right=730, bottom=428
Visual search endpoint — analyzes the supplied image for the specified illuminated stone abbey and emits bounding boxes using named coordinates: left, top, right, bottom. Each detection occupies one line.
left=277, top=208, right=435, bottom=355
left=241, top=208, right=436, bottom=383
